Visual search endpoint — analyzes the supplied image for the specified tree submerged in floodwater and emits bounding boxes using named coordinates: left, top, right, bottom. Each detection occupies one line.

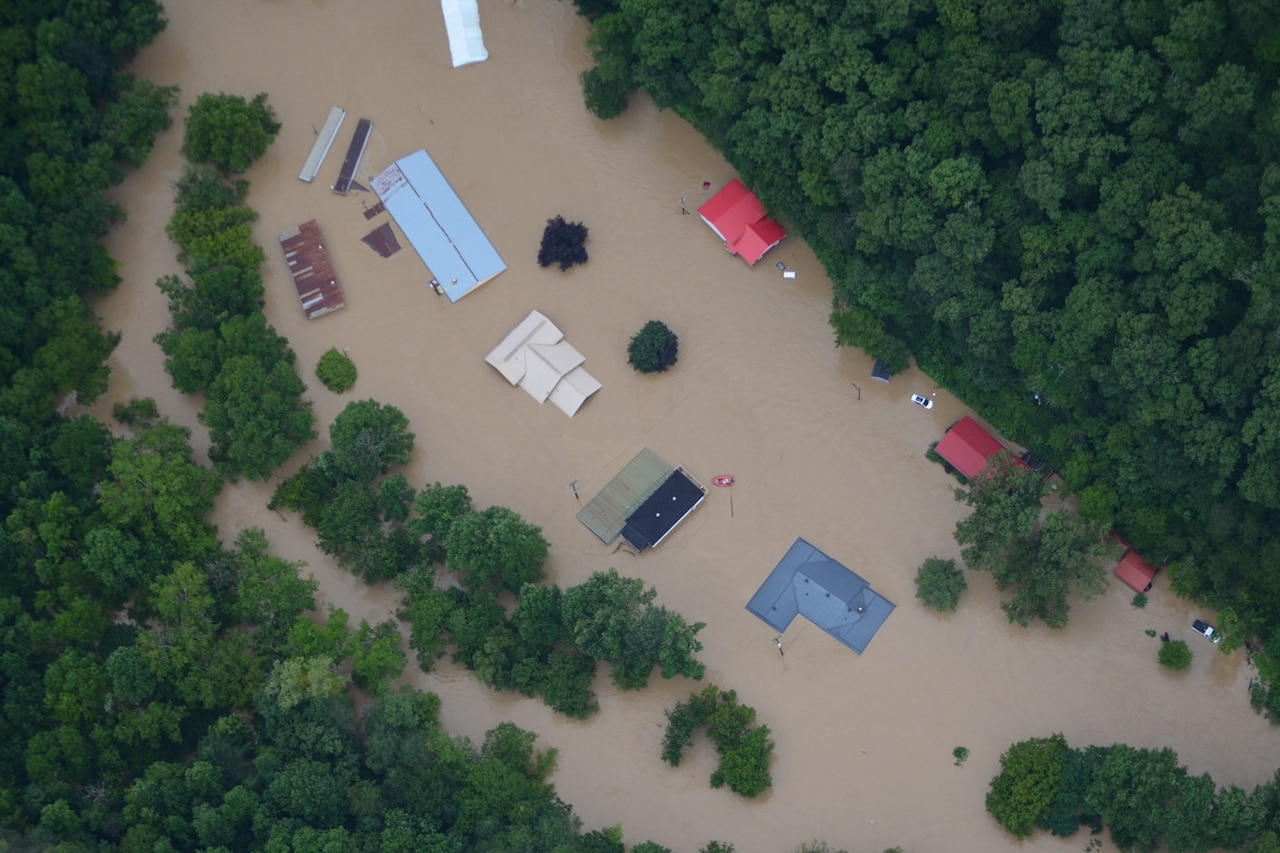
left=537, top=215, right=589, bottom=270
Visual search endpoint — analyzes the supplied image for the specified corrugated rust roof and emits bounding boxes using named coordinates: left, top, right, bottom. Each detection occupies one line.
left=279, top=220, right=345, bottom=319
left=576, top=448, right=673, bottom=544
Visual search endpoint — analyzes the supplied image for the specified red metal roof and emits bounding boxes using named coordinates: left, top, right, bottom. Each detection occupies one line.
left=1114, top=550, right=1158, bottom=593
left=697, top=179, right=786, bottom=265
left=935, top=416, right=1012, bottom=479
left=736, top=218, right=788, bottom=266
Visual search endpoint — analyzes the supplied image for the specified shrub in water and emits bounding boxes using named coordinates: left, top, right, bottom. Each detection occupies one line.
left=915, top=557, right=966, bottom=612
left=1159, top=639, right=1193, bottom=671
left=315, top=348, right=357, bottom=393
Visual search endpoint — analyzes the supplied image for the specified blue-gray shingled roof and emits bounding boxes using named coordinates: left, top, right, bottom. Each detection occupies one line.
left=746, top=538, right=896, bottom=654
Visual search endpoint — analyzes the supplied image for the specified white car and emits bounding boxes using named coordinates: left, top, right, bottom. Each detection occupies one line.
left=910, top=393, right=934, bottom=410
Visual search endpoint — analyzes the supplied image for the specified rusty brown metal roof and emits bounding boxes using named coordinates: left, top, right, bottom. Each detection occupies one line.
left=279, top=220, right=345, bottom=319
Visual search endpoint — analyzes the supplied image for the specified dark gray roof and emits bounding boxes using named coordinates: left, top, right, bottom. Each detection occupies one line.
left=745, top=538, right=895, bottom=654
left=871, top=359, right=892, bottom=382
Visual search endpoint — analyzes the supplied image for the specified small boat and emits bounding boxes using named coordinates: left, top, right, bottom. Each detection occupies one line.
left=712, top=475, right=735, bottom=487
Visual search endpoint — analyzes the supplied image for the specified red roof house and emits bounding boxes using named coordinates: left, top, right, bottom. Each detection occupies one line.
left=697, top=179, right=786, bottom=266
left=935, top=416, right=1024, bottom=479
left=1113, top=549, right=1159, bottom=593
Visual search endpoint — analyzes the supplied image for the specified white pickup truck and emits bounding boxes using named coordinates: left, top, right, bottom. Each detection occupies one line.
left=1192, top=619, right=1222, bottom=645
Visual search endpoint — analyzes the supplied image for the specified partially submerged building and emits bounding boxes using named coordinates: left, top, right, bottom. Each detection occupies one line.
left=934, top=415, right=1027, bottom=479
left=440, top=0, right=488, bottom=67
left=1109, top=535, right=1160, bottom=593
left=746, top=538, right=895, bottom=654
left=697, top=179, right=786, bottom=266
left=484, top=310, right=601, bottom=417
left=577, top=448, right=707, bottom=551
left=372, top=148, right=507, bottom=302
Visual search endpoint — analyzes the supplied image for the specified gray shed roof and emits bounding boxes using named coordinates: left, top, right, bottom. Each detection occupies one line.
left=746, top=538, right=895, bottom=654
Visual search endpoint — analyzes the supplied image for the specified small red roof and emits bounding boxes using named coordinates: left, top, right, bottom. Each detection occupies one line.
left=1114, top=550, right=1158, bottom=593
left=698, top=179, right=786, bottom=265
left=735, top=218, right=788, bottom=266
left=935, top=416, right=1012, bottom=479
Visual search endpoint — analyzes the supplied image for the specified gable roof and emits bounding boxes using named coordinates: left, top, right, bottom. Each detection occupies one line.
left=735, top=218, right=788, bottom=266
left=485, top=310, right=601, bottom=416
left=745, top=538, right=896, bottom=654
left=1114, top=550, right=1158, bottom=593
left=577, top=448, right=674, bottom=544
left=697, top=179, right=786, bottom=266
left=620, top=468, right=707, bottom=550
left=935, top=416, right=1018, bottom=479
left=372, top=149, right=506, bottom=302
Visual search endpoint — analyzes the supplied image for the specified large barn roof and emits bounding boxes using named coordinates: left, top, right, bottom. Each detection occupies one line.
left=372, top=149, right=506, bottom=302
left=746, top=538, right=895, bottom=654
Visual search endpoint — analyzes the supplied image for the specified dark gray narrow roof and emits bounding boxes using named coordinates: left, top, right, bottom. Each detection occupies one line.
left=745, top=538, right=895, bottom=654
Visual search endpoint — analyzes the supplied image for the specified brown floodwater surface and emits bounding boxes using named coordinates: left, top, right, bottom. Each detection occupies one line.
left=90, top=1, right=1279, bottom=851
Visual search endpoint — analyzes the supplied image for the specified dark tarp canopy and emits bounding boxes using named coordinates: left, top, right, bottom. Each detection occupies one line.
left=745, top=538, right=895, bottom=654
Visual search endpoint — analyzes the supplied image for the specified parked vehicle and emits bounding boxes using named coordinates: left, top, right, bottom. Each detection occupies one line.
left=910, top=393, right=934, bottom=410
left=1192, top=619, right=1222, bottom=644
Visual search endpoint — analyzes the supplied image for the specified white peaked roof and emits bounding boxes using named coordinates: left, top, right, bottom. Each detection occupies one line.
left=440, top=0, right=488, bottom=67
left=485, top=310, right=602, bottom=417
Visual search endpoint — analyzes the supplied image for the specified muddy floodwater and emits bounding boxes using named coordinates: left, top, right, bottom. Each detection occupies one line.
left=89, top=1, right=1280, bottom=851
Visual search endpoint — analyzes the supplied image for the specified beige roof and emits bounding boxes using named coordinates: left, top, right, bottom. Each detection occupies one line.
left=485, top=310, right=601, bottom=416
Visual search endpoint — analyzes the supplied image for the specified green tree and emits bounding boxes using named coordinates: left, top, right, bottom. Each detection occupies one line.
left=628, top=320, right=679, bottom=373
left=349, top=618, right=408, bottom=692
left=182, top=92, right=281, bottom=174
left=1159, top=639, right=1194, bottom=671
left=408, top=482, right=473, bottom=565
left=986, top=733, right=1069, bottom=840
left=325, top=399, right=415, bottom=483
left=200, top=354, right=316, bottom=481
left=98, top=414, right=222, bottom=557
left=230, top=527, right=317, bottom=656
left=1086, top=745, right=1184, bottom=852
left=315, top=347, right=357, bottom=393
left=914, top=556, right=967, bottom=611
left=445, top=505, right=549, bottom=594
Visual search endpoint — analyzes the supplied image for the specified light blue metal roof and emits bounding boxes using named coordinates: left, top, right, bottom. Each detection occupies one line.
left=745, top=538, right=895, bottom=654
left=372, top=149, right=506, bottom=302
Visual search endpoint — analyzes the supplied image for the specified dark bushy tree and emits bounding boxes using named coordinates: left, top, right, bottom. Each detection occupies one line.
left=628, top=320, right=679, bottom=373
left=581, top=67, right=629, bottom=119
left=537, top=215, right=589, bottom=270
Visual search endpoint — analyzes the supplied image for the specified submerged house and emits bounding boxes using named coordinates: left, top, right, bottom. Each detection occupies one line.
left=746, top=538, right=895, bottom=654
left=484, top=310, right=601, bottom=417
left=697, top=179, right=786, bottom=266
left=576, top=448, right=707, bottom=551
left=934, top=415, right=1027, bottom=479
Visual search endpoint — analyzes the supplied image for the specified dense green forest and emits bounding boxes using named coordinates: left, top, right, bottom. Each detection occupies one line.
left=574, top=0, right=1280, bottom=710
left=986, top=732, right=1280, bottom=852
